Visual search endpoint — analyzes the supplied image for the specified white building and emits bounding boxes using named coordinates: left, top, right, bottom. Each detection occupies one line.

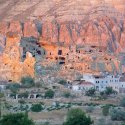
left=81, top=74, right=125, bottom=93
left=71, top=80, right=94, bottom=92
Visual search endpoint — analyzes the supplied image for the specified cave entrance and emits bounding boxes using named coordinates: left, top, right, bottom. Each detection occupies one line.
left=58, top=50, right=62, bottom=55
left=59, top=62, right=65, bottom=65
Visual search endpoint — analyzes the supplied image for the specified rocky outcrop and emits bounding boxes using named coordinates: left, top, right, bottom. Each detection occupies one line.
left=0, top=16, right=124, bottom=51
left=0, top=32, right=36, bottom=82
left=0, top=0, right=125, bottom=80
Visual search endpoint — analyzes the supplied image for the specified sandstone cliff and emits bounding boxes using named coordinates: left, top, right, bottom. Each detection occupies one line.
left=0, top=32, right=36, bottom=82
left=0, top=0, right=125, bottom=81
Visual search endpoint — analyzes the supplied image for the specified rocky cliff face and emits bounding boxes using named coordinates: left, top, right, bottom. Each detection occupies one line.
left=1, top=18, right=125, bottom=53
left=0, top=1, right=124, bottom=53
left=0, top=0, right=125, bottom=81
left=0, top=32, right=36, bottom=82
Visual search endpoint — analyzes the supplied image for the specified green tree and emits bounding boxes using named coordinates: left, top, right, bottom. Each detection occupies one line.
left=31, top=103, right=43, bottom=112
left=105, top=87, right=115, bottom=95
left=21, top=77, right=35, bottom=88
left=63, top=108, right=93, bottom=125
left=45, top=89, right=54, bottom=99
left=0, top=113, right=34, bottom=125
left=85, top=88, right=96, bottom=96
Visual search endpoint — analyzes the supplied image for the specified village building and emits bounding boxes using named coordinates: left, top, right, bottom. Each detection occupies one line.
left=71, top=80, right=94, bottom=92
left=81, top=73, right=125, bottom=93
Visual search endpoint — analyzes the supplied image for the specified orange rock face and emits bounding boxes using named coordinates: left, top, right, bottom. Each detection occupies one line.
left=0, top=32, right=36, bottom=82
left=0, top=1, right=125, bottom=81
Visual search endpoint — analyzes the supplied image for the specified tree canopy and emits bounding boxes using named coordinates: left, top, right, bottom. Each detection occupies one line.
left=31, top=103, right=43, bottom=112
left=45, top=89, right=54, bottom=99
left=0, top=113, right=34, bottom=125
left=63, top=108, right=93, bottom=125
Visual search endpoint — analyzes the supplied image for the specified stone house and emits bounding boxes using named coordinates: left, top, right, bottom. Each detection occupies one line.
left=71, top=81, right=94, bottom=92
left=81, top=73, right=125, bottom=93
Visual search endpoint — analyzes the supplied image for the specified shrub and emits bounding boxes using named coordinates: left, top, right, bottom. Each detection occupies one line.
left=19, top=92, right=29, bottom=98
left=105, top=87, right=116, bottom=95
left=7, top=84, right=20, bottom=93
left=63, top=108, right=93, bottom=125
left=102, top=105, right=110, bottom=116
left=18, top=99, right=26, bottom=104
left=110, top=108, right=125, bottom=121
left=45, top=89, right=54, bottom=99
left=63, top=92, right=71, bottom=98
left=31, top=103, right=43, bottom=112
left=85, top=88, right=96, bottom=96
left=21, top=77, right=35, bottom=88
left=58, top=80, right=67, bottom=85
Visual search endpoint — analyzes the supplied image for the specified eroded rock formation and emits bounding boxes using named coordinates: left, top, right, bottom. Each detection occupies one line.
left=0, top=1, right=125, bottom=82
left=0, top=32, right=35, bottom=82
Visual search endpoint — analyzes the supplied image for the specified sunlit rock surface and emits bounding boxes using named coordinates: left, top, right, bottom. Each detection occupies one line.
left=0, top=0, right=125, bottom=82
left=0, top=32, right=35, bottom=82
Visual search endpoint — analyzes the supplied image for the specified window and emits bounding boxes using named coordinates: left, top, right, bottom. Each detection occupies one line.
left=58, top=50, right=62, bottom=55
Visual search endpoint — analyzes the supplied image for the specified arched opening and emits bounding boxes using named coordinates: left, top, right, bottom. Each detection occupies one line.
left=36, top=94, right=41, bottom=98
left=30, top=94, right=34, bottom=99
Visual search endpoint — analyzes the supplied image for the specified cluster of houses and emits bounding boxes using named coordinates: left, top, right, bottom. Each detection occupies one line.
left=70, top=73, right=125, bottom=94
left=1, top=73, right=125, bottom=97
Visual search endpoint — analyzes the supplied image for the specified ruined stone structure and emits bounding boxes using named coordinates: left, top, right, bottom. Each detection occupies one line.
left=0, top=32, right=36, bottom=82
